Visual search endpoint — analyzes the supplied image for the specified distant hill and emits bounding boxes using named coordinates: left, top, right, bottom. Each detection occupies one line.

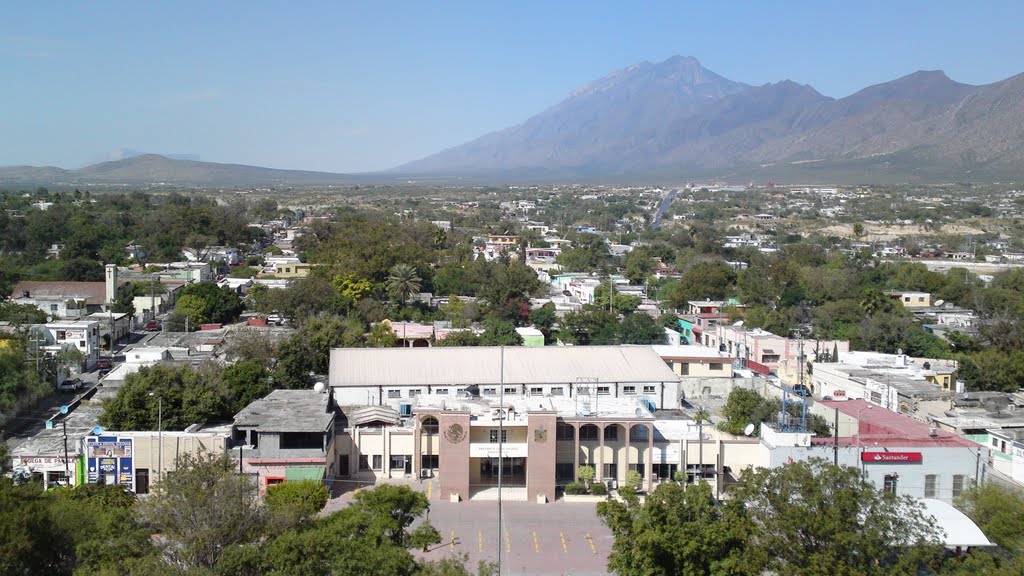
left=0, top=154, right=354, bottom=187
left=396, top=57, right=1024, bottom=182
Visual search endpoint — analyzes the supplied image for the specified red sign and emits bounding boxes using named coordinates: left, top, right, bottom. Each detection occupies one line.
left=861, top=451, right=922, bottom=463
left=833, top=390, right=846, bottom=398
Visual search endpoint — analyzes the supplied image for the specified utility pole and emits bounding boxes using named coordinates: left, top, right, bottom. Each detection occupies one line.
left=62, top=418, right=70, bottom=481
left=497, top=345, right=504, bottom=576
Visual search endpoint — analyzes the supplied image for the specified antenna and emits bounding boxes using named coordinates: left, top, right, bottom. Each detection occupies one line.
left=743, top=423, right=755, bottom=436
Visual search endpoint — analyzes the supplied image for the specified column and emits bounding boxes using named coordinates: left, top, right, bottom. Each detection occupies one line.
left=413, top=424, right=422, bottom=479
left=597, top=425, right=605, bottom=482
left=623, top=425, right=630, bottom=485
left=573, top=423, right=580, bottom=479
left=645, top=423, right=654, bottom=493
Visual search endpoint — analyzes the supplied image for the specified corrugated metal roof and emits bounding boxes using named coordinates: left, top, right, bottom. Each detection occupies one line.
left=329, top=346, right=678, bottom=388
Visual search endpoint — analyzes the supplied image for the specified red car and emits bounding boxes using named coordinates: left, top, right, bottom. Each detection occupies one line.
left=144, top=321, right=161, bottom=331
left=96, top=358, right=112, bottom=370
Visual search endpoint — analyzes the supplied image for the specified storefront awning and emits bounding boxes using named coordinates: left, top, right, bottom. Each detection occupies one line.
left=285, top=466, right=326, bottom=482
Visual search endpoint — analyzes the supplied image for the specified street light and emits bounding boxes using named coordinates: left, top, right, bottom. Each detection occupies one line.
left=856, top=405, right=873, bottom=477
left=149, top=392, right=162, bottom=485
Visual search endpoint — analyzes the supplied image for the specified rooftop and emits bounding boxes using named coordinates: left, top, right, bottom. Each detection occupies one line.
left=329, top=346, right=679, bottom=388
left=651, top=344, right=733, bottom=360
left=818, top=399, right=978, bottom=448
left=233, top=389, right=334, bottom=433
left=11, top=280, right=107, bottom=304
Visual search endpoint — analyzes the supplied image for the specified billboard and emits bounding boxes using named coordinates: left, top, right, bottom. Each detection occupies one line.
left=85, top=436, right=134, bottom=487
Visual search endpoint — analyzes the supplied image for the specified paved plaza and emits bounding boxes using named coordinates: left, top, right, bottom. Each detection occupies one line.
left=327, top=479, right=614, bottom=576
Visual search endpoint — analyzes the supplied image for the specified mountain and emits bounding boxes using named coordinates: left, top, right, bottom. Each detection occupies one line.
left=397, top=58, right=1024, bottom=181
left=0, top=154, right=354, bottom=187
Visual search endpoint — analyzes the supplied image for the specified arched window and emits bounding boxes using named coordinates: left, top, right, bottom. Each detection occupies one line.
left=422, top=417, right=439, bottom=435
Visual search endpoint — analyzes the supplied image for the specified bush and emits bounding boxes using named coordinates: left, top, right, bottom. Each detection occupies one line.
left=565, top=482, right=588, bottom=495
left=589, top=482, right=608, bottom=496
left=265, top=480, right=329, bottom=531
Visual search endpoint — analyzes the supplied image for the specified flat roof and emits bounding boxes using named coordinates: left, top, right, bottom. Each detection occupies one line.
left=651, top=344, right=734, bottom=361
left=329, top=346, right=679, bottom=388
left=233, top=389, right=333, bottom=433
left=819, top=399, right=978, bottom=448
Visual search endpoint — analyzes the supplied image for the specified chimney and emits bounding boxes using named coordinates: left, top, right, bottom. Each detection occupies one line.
left=104, top=264, right=118, bottom=304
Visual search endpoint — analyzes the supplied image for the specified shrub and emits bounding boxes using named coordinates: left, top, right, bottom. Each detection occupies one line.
left=589, top=482, right=608, bottom=496
left=565, top=482, right=588, bottom=495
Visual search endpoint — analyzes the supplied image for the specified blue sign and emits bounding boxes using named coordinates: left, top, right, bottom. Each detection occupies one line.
left=85, top=436, right=133, bottom=489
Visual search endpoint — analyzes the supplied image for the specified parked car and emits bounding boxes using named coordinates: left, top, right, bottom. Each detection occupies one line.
left=96, top=358, right=112, bottom=370
left=58, top=378, right=83, bottom=393
left=791, top=384, right=813, bottom=397
left=144, top=320, right=161, bottom=331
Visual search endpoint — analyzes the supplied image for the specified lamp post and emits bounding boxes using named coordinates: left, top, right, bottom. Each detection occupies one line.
left=856, top=405, right=873, bottom=478
left=150, top=392, right=162, bottom=484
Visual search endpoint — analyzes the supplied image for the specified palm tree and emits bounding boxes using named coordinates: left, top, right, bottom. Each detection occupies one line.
left=386, top=264, right=422, bottom=306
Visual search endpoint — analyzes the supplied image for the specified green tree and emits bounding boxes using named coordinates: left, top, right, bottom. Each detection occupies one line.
left=577, top=465, right=595, bottom=489
left=478, top=320, right=523, bottom=346
left=386, top=263, right=422, bottom=306
left=529, top=302, right=557, bottom=343
left=956, top=483, right=1024, bottom=553
left=174, top=282, right=243, bottom=327
left=597, top=481, right=745, bottom=576
left=624, top=247, right=655, bottom=284
left=662, top=261, right=736, bottom=308
left=141, top=453, right=265, bottom=570
left=617, top=313, right=666, bottom=345
left=368, top=322, right=398, bottom=348
left=732, top=459, right=944, bottom=576
left=435, top=330, right=481, bottom=347
left=221, top=360, right=273, bottom=413
left=265, top=480, right=329, bottom=533
left=100, top=364, right=231, bottom=430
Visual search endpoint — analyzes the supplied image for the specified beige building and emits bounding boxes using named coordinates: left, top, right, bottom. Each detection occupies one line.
left=888, top=290, right=932, bottom=308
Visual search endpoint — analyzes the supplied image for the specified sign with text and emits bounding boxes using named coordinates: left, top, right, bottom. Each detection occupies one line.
left=861, top=451, right=922, bottom=463
left=85, top=436, right=133, bottom=487
left=469, top=443, right=528, bottom=458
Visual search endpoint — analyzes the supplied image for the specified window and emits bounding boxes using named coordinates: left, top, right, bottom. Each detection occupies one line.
left=266, top=477, right=284, bottom=487
left=456, top=388, right=466, bottom=396
left=280, top=432, right=323, bottom=450
left=372, top=455, right=383, bottom=470
left=556, top=423, right=575, bottom=440
left=653, top=463, right=678, bottom=480
left=623, top=386, right=636, bottom=396
left=435, top=388, right=449, bottom=395
left=489, top=429, right=508, bottom=443
left=924, top=475, right=937, bottom=498
left=421, top=454, right=439, bottom=469
left=57, top=330, right=66, bottom=340
left=504, top=387, right=518, bottom=395
left=530, top=387, right=543, bottom=396
left=710, top=363, right=723, bottom=371
left=50, top=304, right=59, bottom=312
left=629, top=426, right=648, bottom=442
left=597, top=386, right=610, bottom=396
left=604, top=426, right=618, bottom=441
left=359, top=455, right=370, bottom=470
left=883, top=474, right=899, bottom=494
left=952, top=475, right=965, bottom=498
left=390, top=455, right=409, bottom=471
left=408, top=389, right=420, bottom=397
left=555, top=463, right=574, bottom=481
left=904, top=297, right=911, bottom=302
left=603, top=463, right=616, bottom=479
left=483, top=388, right=496, bottom=396
left=993, top=438, right=999, bottom=447
left=643, top=385, right=656, bottom=394
left=628, top=463, right=646, bottom=478
left=579, top=425, right=599, bottom=441
left=422, top=417, right=439, bottom=434
left=550, top=387, right=564, bottom=396
left=870, top=391, right=882, bottom=404
left=387, top=389, right=401, bottom=399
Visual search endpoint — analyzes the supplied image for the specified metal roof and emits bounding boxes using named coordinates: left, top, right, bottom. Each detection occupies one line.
left=329, top=346, right=679, bottom=388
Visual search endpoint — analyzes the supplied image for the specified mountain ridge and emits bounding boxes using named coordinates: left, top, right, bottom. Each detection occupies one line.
left=396, top=57, right=1024, bottom=181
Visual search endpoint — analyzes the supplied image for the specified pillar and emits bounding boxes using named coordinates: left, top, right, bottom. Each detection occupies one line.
left=646, top=423, right=654, bottom=493
left=597, top=425, right=605, bottom=482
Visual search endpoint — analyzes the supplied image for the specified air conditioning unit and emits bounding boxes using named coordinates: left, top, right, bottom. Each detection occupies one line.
left=606, top=479, right=617, bottom=490
left=420, top=468, right=433, bottom=479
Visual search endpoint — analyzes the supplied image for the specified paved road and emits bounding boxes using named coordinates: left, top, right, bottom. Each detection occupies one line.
left=327, top=479, right=614, bottom=576
left=650, top=188, right=678, bottom=229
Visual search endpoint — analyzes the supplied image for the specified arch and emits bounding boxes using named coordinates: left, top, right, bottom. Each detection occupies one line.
left=628, top=423, right=650, bottom=442
left=604, top=423, right=627, bottom=442
left=579, top=423, right=600, bottom=442
left=421, top=416, right=439, bottom=434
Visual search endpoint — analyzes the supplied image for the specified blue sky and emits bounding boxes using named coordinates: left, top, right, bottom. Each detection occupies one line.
left=2, top=1, right=1022, bottom=173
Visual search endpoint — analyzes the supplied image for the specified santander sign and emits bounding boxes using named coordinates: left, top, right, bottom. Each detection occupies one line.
left=861, top=451, right=923, bottom=463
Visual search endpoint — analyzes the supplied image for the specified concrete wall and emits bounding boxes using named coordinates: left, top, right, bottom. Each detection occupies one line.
left=527, top=412, right=557, bottom=502
left=438, top=413, right=471, bottom=501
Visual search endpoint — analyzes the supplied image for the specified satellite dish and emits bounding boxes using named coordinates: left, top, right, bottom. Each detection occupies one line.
left=312, top=382, right=326, bottom=394
left=634, top=407, right=644, bottom=417
left=60, top=405, right=69, bottom=415
left=743, top=423, right=755, bottom=436
left=934, top=299, right=945, bottom=307
left=733, top=320, right=744, bottom=327
left=91, top=426, right=103, bottom=435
